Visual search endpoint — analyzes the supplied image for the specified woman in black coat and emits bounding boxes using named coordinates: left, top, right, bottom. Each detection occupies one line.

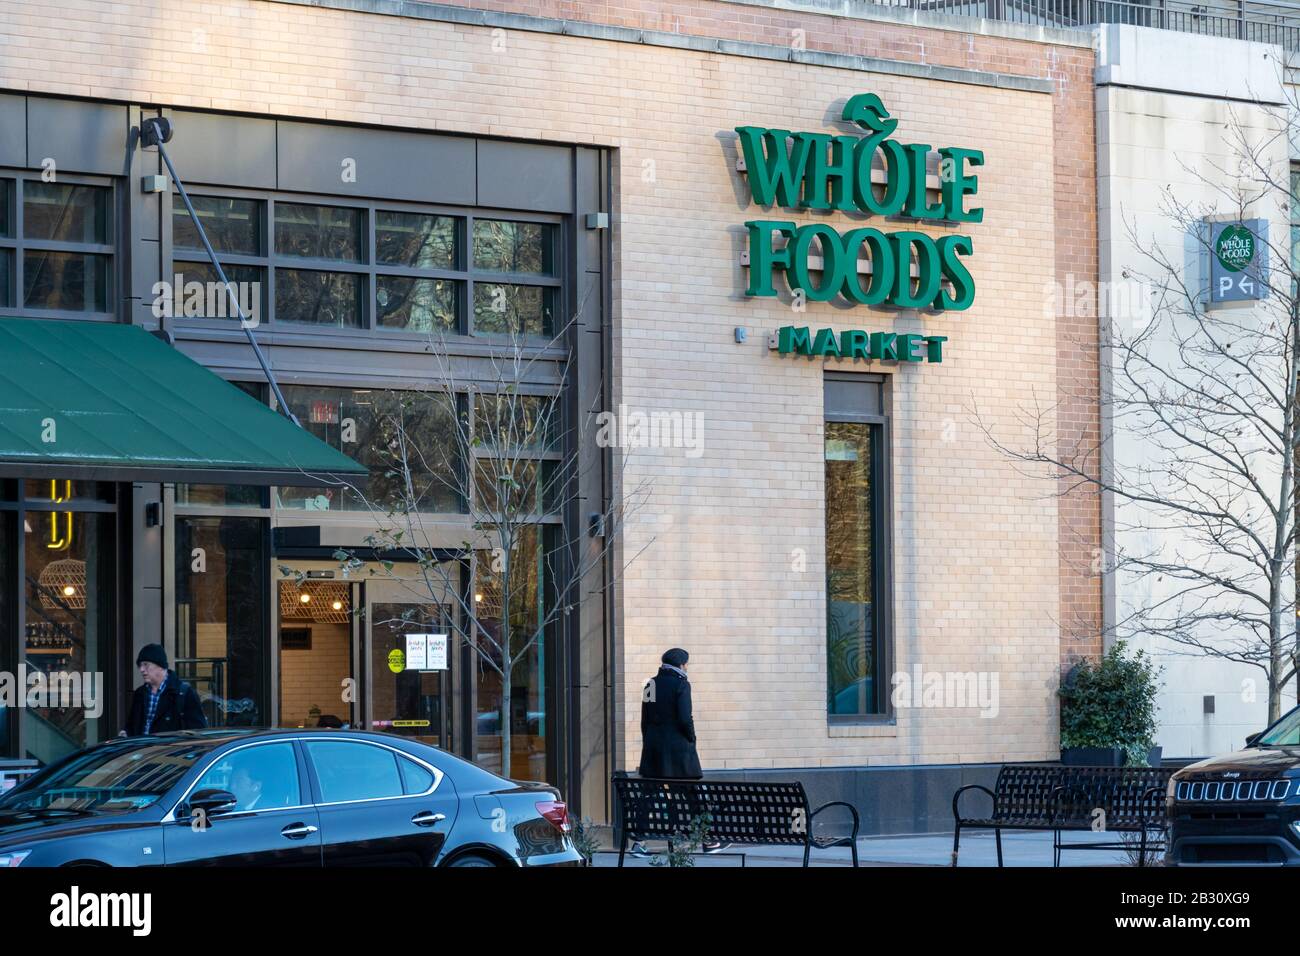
left=638, top=647, right=703, bottom=779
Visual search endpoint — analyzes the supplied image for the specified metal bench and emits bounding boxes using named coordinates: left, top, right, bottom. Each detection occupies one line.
left=953, top=763, right=1174, bottom=866
left=613, top=773, right=860, bottom=867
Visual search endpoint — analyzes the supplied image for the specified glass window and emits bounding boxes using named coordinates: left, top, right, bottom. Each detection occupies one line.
left=275, top=203, right=364, bottom=262
left=24, top=251, right=109, bottom=312
left=376, top=276, right=458, bottom=333
left=192, top=742, right=300, bottom=813
left=0, top=739, right=216, bottom=812
left=369, top=601, right=449, bottom=748
left=475, top=393, right=558, bottom=453
left=306, top=741, right=404, bottom=802
left=473, top=219, right=554, bottom=275
left=0, top=251, right=10, bottom=308
left=276, top=385, right=460, bottom=513
left=23, top=510, right=116, bottom=764
left=399, top=756, right=435, bottom=795
left=174, top=516, right=268, bottom=729
left=475, top=525, right=547, bottom=781
left=175, top=484, right=265, bottom=508
left=825, top=419, right=883, bottom=716
left=276, top=269, right=363, bottom=327
left=173, top=196, right=262, bottom=256
left=22, top=182, right=110, bottom=243
left=23, top=479, right=115, bottom=505
left=0, top=179, right=11, bottom=237
left=473, top=283, right=554, bottom=336
left=377, top=211, right=456, bottom=269
left=166, top=262, right=265, bottom=323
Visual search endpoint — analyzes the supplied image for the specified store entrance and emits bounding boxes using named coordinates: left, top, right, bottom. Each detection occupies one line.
left=276, top=563, right=461, bottom=755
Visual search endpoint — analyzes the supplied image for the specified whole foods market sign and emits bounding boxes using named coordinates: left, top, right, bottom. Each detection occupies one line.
left=736, top=94, right=981, bottom=346
left=1209, top=219, right=1268, bottom=304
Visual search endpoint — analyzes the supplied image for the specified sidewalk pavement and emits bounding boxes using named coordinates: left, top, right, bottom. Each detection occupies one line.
left=592, top=829, right=1150, bottom=867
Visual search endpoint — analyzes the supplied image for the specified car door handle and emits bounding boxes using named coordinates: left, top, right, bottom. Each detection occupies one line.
left=411, top=811, right=446, bottom=827
left=281, top=823, right=319, bottom=839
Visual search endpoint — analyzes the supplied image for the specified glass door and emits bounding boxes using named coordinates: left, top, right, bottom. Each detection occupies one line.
left=363, top=578, right=455, bottom=751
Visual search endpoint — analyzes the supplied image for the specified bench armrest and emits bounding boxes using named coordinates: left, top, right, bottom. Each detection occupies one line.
left=809, top=800, right=860, bottom=841
left=1138, top=785, right=1169, bottom=829
left=952, top=784, right=996, bottom=823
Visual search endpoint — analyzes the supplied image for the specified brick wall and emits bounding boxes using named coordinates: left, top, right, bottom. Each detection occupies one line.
left=0, top=0, right=1100, bottom=770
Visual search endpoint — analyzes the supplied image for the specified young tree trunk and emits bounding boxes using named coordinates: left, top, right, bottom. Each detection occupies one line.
left=500, top=655, right=513, bottom=779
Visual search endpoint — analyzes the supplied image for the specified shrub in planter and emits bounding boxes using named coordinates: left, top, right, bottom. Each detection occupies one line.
left=1059, top=640, right=1161, bottom=767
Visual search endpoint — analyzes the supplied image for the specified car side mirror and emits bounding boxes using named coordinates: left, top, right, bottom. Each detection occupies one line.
left=1245, top=731, right=1263, bottom=748
left=187, top=788, right=237, bottom=818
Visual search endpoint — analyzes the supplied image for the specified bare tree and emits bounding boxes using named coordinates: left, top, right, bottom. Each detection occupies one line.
left=982, top=88, right=1299, bottom=721
left=312, top=313, right=649, bottom=778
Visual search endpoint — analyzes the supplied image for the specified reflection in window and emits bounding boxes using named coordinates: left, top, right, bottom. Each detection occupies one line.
left=274, top=203, right=364, bottom=262
left=174, top=516, right=268, bottom=729
left=23, top=510, right=115, bottom=765
left=473, top=283, right=554, bottom=336
left=275, top=269, right=363, bottom=327
left=23, top=183, right=110, bottom=243
left=276, top=385, right=460, bottom=513
left=377, top=211, right=456, bottom=269
left=472, top=219, right=554, bottom=275
left=826, top=421, right=881, bottom=716
left=24, top=251, right=109, bottom=312
left=475, top=393, right=558, bottom=453
left=475, top=525, right=547, bottom=781
left=168, top=262, right=265, bottom=323
left=193, top=742, right=299, bottom=812
left=173, top=196, right=262, bottom=255
left=376, top=276, right=457, bottom=332
left=0, top=179, right=10, bottom=237
left=306, top=741, right=404, bottom=802
left=0, top=251, right=9, bottom=307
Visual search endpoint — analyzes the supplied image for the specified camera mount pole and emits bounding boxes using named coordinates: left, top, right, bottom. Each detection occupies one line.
left=139, top=116, right=300, bottom=427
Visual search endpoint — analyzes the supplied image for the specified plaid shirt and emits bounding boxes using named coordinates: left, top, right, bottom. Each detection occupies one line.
left=143, top=675, right=169, bottom=734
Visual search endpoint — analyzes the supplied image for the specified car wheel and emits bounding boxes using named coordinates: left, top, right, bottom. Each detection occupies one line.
left=446, top=853, right=499, bottom=867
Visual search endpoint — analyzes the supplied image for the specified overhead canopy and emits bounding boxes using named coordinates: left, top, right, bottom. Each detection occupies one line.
left=0, top=317, right=368, bottom=486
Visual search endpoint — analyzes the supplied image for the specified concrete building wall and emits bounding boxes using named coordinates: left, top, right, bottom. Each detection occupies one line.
left=1095, top=25, right=1298, bottom=758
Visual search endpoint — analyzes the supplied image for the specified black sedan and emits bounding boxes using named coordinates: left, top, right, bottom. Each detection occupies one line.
left=0, top=729, right=582, bottom=867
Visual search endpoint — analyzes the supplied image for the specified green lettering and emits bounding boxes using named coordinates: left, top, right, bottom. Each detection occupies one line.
left=735, top=127, right=814, bottom=208
left=939, top=147, right=983, bottom=224
left=802, top=133, right=857, bottom=212
left=777, top=325, right=813, bottom=355
left=891, top=231, right=942, bottom=309
left=852, top=134, right=907, bottom=217
left=745, top=220, right=797, bottom=297
left=871, top=332, right=898, bottom=361
left=790, top=224, right=846, bottom=302
left=813, top=327, right=841, bottom=358
left=935, top=234, right=975, bottom=311
left=925, top=335, right=947, bottom=363
left=902, top=143, right=948, bottom=220
left=843, top=329, right=871, bottom=360
left=842, top=227, right=894, bottom=306
left=897, top=333, right=924, bottom=362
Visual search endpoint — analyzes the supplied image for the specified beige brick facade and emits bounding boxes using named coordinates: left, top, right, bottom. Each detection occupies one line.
left=0, top=0, right=1099, bottom=776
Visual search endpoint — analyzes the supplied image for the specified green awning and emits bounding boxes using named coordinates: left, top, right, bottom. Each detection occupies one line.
left=0, top=317, right=368, bottom=486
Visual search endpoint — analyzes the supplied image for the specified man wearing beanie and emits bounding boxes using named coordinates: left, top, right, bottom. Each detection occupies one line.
left=630, top=648, right=727, bottom=857
left=122, top=643, right=207, bottom=737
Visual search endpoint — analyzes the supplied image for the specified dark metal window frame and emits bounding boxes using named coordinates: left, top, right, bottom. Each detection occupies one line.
left=167, top=186, right=563, bottom=340
left=0, top=170, right=117, bottom=321
left=824, top=371, right=894, bottom=726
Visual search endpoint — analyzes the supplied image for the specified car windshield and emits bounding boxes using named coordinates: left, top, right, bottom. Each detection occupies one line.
left=0, top=739, right=217, bottom=813
left=1259, top=708, right=1300, bottom=747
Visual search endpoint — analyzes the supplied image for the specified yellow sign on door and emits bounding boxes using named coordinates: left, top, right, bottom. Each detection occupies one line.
left=387, top=649, right=405, bottom=673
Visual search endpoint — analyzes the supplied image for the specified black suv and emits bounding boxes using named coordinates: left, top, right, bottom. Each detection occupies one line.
left=1166, top=704, right=1300, bottom=866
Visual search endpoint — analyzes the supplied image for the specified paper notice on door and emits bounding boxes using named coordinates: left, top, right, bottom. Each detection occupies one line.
left=406, top=633, right=448, bottom=671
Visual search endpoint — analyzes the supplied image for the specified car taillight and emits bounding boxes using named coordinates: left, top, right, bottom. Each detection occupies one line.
left=536, top=800, right=570, bottom=833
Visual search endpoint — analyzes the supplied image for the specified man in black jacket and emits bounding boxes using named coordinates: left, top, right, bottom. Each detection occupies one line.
left=639, top=647, right=703, bottom=779
left=632, top=648, right=725, bottom=856
left=122, top=644, right=208, bottom=737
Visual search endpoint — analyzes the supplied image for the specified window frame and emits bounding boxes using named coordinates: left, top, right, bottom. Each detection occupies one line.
left=0, top=171, right=118, bottom=320
left=168, top=186, right=563, bottom=341
left=824, top=372, right=894, bottom=725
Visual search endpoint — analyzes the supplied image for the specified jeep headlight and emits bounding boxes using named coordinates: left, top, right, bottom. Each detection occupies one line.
left=0, top=850, right=31, bottom=867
